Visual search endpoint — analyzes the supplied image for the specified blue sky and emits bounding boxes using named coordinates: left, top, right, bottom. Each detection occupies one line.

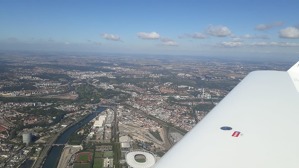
left=1, top=0, right=299, bottom=58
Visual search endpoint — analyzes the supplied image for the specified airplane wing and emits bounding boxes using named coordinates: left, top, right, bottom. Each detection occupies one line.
left=154, top=62, right=299, bottom=168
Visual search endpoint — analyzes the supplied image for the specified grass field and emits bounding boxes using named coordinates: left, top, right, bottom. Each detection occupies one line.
left=95, top=152, right=103, bottom=158
left=93, top=158, right=104, bottom=168
left=75, top=152, right=93, bottom=163
left=73, top=163, right=90, bottom=168
left=79, top=154, right=89, bottom=162
left=103, top=151, right=113, bottom=157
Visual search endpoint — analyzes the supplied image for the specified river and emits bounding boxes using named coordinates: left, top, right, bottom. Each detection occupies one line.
left=41, top=107, right=106, bottom=168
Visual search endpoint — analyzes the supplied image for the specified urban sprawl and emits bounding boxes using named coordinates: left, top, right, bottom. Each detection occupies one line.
left=0, top=52, right=290, bottom=168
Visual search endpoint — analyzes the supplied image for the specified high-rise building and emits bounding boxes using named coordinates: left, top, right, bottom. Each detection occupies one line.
left=22, top=132, right=32, bottom=145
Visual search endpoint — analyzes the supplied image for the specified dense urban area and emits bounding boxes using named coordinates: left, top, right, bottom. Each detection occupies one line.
left=0, top=51, right=292, bottom=168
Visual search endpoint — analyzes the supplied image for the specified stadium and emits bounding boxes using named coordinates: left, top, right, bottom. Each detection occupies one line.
left=125, top=151, right=156, bottom=168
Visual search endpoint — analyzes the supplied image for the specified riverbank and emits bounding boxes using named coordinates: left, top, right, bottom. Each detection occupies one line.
left=57, top=145, right=82, bottom=168
left=32, top=107, right=106, bottom=168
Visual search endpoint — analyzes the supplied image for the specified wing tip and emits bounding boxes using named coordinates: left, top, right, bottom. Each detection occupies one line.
left=288, top=61, right=299, bottom=92
left=288, top=61, right=299, bottom=73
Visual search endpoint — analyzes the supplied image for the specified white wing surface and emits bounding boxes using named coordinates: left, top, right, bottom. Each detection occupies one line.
left=154, top=62, right=299, bottom=168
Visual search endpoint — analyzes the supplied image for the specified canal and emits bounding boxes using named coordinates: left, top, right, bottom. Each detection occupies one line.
left=41, top=107, right=106, bottom=168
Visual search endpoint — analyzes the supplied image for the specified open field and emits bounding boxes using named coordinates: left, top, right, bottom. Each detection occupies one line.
left=95, top=152, right=103, bottom=158
left=93, top=158, right=104, bottom=168
left=103, top=151, right=114, bottom=157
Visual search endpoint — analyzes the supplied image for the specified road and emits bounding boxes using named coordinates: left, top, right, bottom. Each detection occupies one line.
left=111, top=106, right=121, bottom=168
left=57, top=145, right=82, bottom=168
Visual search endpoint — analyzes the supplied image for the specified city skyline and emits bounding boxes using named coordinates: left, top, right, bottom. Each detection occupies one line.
left=1, top=0, right=299, bottom=58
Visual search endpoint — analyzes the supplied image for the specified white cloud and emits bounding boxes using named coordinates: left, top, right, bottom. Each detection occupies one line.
left=188, top=33, right=207, bottom=39
left=251, top=42, right=268, bottom=46
left=192, top=33, right=206, bottom=39
left=242, top=34, right=269, bottom=39
left=251, top=41, right=299, bottom=47
left=221, top=41, right=242, bottom=47
left=270, top=42, right=299, bottom=47
left=231, top=37, right=242, bottom=42
left=161, top=38, right=178, bottom=46
left=279, top=27, right=299, bottom=39
left=207, top=25, right=231, bottom=37
left=231, top=34, right=269, bottom=41
left=179, top=33, right=207, bottom=39
left=255, top=21, right=283, bottom=30
left=137, top=32, right=160, bottom=39
left=102, top=33, right=121, bottom=41
left=241, top=34, right=252, bottom=39
left=220, top=40, right=299, bottom=48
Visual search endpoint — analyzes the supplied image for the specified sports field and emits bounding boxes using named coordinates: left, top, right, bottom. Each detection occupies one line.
left=73, top=163, right=90, bottom=168
left=75, top=152, right=93, bottom=163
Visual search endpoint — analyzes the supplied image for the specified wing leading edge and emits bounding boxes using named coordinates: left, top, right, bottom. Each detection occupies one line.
left=154, top=62, right=299, bottom=168
left=288, top=61, right=299, bottom=92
